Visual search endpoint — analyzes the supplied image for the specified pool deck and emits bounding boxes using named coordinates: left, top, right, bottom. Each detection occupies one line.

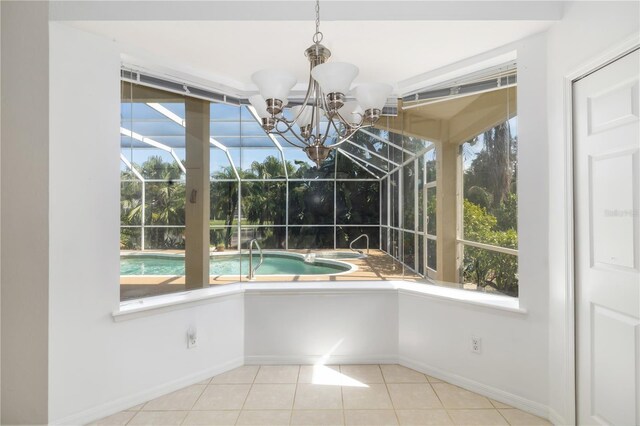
left=120, top=249, right=423, bottom=301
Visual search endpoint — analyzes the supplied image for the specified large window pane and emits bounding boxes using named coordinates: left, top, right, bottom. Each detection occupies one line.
left=288, top=181, right=334, bottom=225
left=390, top=171, right=399, bottom=228
left=462, top=117, right=518, bottom=247
left=336, top=181, right=379, bottom=225
left=121, top=82, right=188, bottom=300
left=403, top=231, right=415, bottom=270
left=241, top=181, right=286, bottom=226
left=288, top=227, right=334, bottom=249
left=461, top=245, right=518, bottom=297
left=145, top=182, right=186, bottom=226
left=427, top=239, right=437, bottom=271
left=403, top=161, right=415, bottom=231
left=336, top=226, right=380, bottom=250
left=210, top=227, right=240, bottom=251
left=144, top=227, right=185, bottom=250
left=210, top=181, right=239, bottom=227
left=121, top=180, right=142, bottom=226
left=427, top=187, right=436, bottom=236
left=240, top=227, right=286, bottom=250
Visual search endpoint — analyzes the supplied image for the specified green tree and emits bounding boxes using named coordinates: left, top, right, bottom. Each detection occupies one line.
left=244, top=156, right=287, bottom=248
left=120, top=156, right=186, bottom=249
left=210, top=167, right=240, bottom=248
left=462, top=200, right=518, bottom=296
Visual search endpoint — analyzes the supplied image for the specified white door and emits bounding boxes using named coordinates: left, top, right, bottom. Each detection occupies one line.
left=574, top=48, right=640, bottom=426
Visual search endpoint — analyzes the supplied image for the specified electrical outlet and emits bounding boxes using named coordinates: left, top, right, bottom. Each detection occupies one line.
left=187, top=327, right=198, bottom=349
left=471, top=336, right=481, bottom=354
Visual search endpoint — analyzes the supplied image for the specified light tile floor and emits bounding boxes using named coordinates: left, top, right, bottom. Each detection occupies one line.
left=90, top=365, right=552, bottom=426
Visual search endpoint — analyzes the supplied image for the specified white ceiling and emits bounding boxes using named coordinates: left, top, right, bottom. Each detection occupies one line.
left=69, top=19, right=553, bottom=94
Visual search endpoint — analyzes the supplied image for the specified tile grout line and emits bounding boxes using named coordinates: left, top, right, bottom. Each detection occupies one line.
left=178, top=383, right=208, bottom=425
left=123, top=400, right=145, bottom=425
left=288, top=365, right=300, bottom=426
left=235, top=365, right=260, bottom=426
left=428, top=375, right=455, bottom=425
left=380, top=365, right=402, bottom=426
left=494, top=405, right=513, bottom=425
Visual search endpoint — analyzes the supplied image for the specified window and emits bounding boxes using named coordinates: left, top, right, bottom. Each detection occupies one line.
left=120, top=66, right=518, bottom=301
left=120, top=83, right=187, bottom=300
left=378, top=67, right=518, bottom=295
left=460, top=110, right=518, bottom=296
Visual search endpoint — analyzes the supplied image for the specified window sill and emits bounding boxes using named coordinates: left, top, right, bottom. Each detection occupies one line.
left=112, top=280, right=525, bottom=322
left=113, top=284, right=244, bottom=322
left=396, top=281, right=525, bottom=314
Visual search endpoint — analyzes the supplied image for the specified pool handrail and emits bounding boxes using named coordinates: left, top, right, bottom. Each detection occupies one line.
left=248, top=239, right=264, bottom=280
left=349, top=234, right=370, bottom=254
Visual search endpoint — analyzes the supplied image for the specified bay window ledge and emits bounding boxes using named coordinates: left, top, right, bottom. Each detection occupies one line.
left=113, top=279, right=524, bottom=322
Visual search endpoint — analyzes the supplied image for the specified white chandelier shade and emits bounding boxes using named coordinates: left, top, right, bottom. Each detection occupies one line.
left=338, top=101, right=364, bottom=126
left=251, top=69, right=297, bottom=102
left=248, top=94, right=271, bottom=119
left=310, top=62, right=359, bottom=95
left=354, top=83, right=394, bottom=112
left=291, top=105, right=314, bottom=127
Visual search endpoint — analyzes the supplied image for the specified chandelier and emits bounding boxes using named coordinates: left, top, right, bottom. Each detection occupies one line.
left=249, top=0, right=393, bottom=166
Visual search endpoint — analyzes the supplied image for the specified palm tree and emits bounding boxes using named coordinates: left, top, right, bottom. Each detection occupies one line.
left=210, top=167, right=240, bottom=248
left=126, top=156, right=186, bottom=249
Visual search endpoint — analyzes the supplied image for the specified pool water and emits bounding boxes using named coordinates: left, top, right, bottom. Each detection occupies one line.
left=120, top=253, right=351, bottom=276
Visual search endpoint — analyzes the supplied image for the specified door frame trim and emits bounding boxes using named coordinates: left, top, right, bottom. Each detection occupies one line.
left=563, top=34, right=639, bottom=425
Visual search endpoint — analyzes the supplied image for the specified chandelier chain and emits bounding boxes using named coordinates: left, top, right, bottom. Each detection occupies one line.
left=313, top=0, right=323, bottom=44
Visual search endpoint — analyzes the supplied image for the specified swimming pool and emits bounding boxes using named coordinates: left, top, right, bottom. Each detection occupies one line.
left=120, top=252, right=354, bottom=276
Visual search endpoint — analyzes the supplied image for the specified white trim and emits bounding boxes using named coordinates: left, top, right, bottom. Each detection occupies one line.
left=399, top=356, right=550, bottom=420
left=114, top=287, right=244, bottom=321
left=561, top=33, right=640, bottom=426
left=50, top=356, right=244, bottom=426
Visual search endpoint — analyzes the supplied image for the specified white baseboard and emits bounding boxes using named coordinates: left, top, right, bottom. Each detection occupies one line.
left=547, top=407, right=568, bottom=426
left=399, top=356, right=551, bottom=421
left=245, top=354, right=398, bottom=365
left=51, top=356, right=244, bottom=426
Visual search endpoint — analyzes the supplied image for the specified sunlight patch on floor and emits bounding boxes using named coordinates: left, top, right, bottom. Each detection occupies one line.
left=311, top=364, right=369, bottom=387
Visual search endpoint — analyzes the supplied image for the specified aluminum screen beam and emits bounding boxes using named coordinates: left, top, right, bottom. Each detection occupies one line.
left=345, top=139, right=399, bottom=167
left=359, top=128, right=415, bottom=156
left=120, top=127, right=186, bottom=174
left=336, top=148, right=384, bottom=178
left=120, top=153, right=145, bottom=182
left=146, top=102, right=240, bottom=181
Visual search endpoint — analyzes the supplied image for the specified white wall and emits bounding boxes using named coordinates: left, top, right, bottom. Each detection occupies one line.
left=546, top=2, right=639, bottom=424
left=1, top=2, right=50, bottom=423
left=399, top=32, right=551, bottom=418
left=48, top=23, right=245, bottom=424
left=245, top=290, right=398, bottom=364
